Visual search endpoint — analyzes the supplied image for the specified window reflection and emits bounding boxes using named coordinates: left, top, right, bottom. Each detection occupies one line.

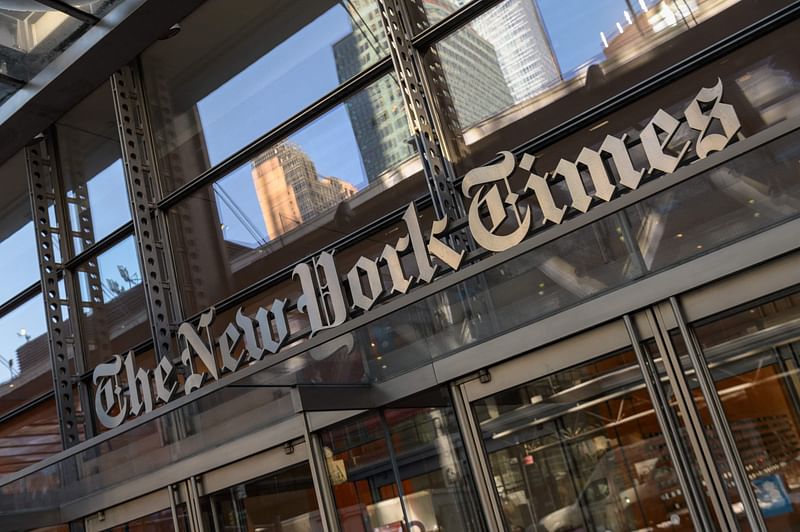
left=102, top=505, right=190, bottom=532
left=474, top=350, right=697, bottom=531
left=168, top=73, right=422, bottom=316
left=76, top=236, right=149, bottom=368
left=0, top=398, right=61, bottom=476
left=321, top=389, right=485, bottom=531
left=142, top=0, right=391, bottom=192
left=0, top=5, right=86, bottom=82
left=200, top=462, right=322, bottom=532
left=690, top=291, right=800, bottom=530
left=0, top=151, right=39, bottom=302
left=425, top=0, right=792, bottom=174
left=56, top=83, right=130, bottom=255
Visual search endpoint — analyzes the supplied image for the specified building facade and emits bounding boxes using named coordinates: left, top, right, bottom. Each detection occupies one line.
left=0, top=0, right=799, bottom=531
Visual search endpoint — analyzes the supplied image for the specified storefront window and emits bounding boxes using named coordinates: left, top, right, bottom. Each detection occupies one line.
left=56, top=82, right=130, bottom=256
left=474, top=350, right=697, bottom=531
left=102, top=505, right=189, bottom=532
left=0, top=398, right=60, bottom=476
left=0, top=294, right=50, bottom=418
left=425, top=0, right=795, bottom=175
left=0, top=150, right=40, bottom=302
left=199, top=462, right=322, bottom=531
left=76, top=236, right=149, bottom=369
left=141, top=0, right=390, bottom=192
left=167, top=72, right=422, bottom=316
left=321, top=389, right=485, bottom=531
left=690, top=289, right=800, bottom=530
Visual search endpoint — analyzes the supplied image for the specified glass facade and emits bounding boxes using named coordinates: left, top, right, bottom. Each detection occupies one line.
left=0, top=0, right=798, bottom=530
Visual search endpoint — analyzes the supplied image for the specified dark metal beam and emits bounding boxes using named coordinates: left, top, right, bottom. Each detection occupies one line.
left=0, top=0, right=206, bottom=168
left=33, top=0, right=100, bottom=24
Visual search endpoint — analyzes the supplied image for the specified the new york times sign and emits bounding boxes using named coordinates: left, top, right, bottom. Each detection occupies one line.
left=93, top=80, right=741, bottom=428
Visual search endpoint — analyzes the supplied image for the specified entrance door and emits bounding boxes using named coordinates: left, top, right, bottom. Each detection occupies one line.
left=460, top=319, right=714, bottom=531
left=195, top=439, right=323, bottom=532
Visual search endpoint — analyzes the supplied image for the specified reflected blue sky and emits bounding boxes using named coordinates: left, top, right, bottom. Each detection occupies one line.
left=0, top=0, right=695, bottom=380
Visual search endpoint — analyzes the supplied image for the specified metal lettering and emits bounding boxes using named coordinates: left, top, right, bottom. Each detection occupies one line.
left=294, top=252, right=348, bottom=336
left=236, top=301, right=289, bottom=360
left=154, top=357, right=177, bottom=404
left=124, top=351, right=153, bottom=417
left=402, top=202, right=437, bottom=283
left=641, top=108, right=691, bottom=174
left=93, top=355, right=126, bottom=429
left=427, top=217, right=464, bottom=270
left=347, top=256, right=384, bottom=312
left=219, top=322, right=244, bottom=373
left=178, top=307, right=219, bottom=394
left=685, top=79, right=741, bottom=159
left=519, top=154, right=566, bottom=225
left=379, top=236, right=412, bottom=295
left=463, top=151, right=531, bottom=252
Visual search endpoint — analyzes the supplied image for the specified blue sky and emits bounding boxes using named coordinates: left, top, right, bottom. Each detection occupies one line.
left=0, top=0, right=669, bottom=382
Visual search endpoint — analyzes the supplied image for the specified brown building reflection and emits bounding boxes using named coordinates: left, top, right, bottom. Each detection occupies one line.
left=252, top=142, right=357, bottom=240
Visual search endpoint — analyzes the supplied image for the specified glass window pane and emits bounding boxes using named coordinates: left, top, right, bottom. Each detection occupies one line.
left=199, top=462, right=322, bottom=531
left=321, top=391, right=486, bottom=531
left=0, top=398, right=61, bottom=476
left=474, top=350, right=698, bottom=531
left=103, top=507, right=184, bottom=532
left=425, top=0, right=796, bottom=175
left=142, top=0, right=391, bottom=192
left=0, top=6, right=88, bottom=82
left=66, top=0, right=124, bottom=18
left=0, top=294, right=49, bottom=417
left=76, top=236, right=149, bottom=368
left=626, top=126, right=800, bottom=273
left=168, top=73, right=422, bottom=316
left=691, top=290, right=800, bottom=530
left=0, top=150, right=39, bottom=302
left=56, top=82, right=130, bottom=255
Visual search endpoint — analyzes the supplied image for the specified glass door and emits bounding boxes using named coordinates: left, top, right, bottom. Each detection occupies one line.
left=195, top=439, right=323, bottom=532
left=676, top=288, right=800, bottom=530
left=462, top=320, right=714, bottom=532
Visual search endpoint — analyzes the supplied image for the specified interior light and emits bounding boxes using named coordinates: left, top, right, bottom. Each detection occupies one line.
left=624, top=10, right=633, bottom=24
left=639, top=0, right=647, bottom=10
left=600, top=31, right=609, bottom=48
left=676, top=233, right=684, bottom=238
left=616, top=22, right=625, bottom=34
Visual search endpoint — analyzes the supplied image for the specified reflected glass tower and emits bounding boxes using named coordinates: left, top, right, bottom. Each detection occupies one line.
left=334, top=0, right=513, bottom=177
left=454, top=0, right=561, bottom=103
left=251, top=142, right=358, bottom=240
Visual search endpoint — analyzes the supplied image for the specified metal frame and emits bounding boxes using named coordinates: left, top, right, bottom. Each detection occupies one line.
left=670, top=296, right=768, bottom=530
left=4, top=1, right=800, bottom=530
left=24, top=133, right=82, bottom=448
left=111, top=63, right=183, bottom=361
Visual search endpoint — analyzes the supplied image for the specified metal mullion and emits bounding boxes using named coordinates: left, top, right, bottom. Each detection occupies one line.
left=62, top=221, right=134, bottom=271
left=411, top=0, right=504, bottom=50
left=156, top=56, right=393, bottom=211
left=670, top=296, right=768, bottom=531
left=0, top=281, right=41, bottom=320
left=647, top=306, right=738, bottom=531
left=32, top=0, right=99, bottom=24
left=303, top=413, right=339, bottom=532
left=624, top=315, right=716, bottom=532
left=449, top=383, right=504, bottom=531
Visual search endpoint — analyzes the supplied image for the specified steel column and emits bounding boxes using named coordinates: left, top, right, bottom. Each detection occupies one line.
left=24, top=134, right=82, bottom=448
left=670, top=296, right=769, bottom=531
left=110, top=63, right=183, bottom=362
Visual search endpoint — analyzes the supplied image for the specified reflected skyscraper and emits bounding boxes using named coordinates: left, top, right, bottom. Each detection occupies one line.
left=251, top=142, right=358, bottom=240
left=333, top=0, right=513, bottom=176
left=453, top=0, right=561, bottom=104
